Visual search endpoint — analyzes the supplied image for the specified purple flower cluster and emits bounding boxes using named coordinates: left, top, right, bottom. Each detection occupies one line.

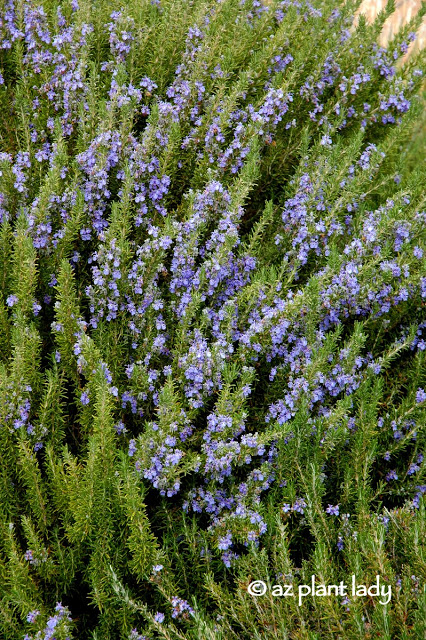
left=325, top=504, right=340, bottom=516
left=170, top=596, right=194, bottom=619
left=25, top=603, right=72, bottom=640
left=106, top=11, right=134, bottom=64
left=24, top=548, right=48, bottom=566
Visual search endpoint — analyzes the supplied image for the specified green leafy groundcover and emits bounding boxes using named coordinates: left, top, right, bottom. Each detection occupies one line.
left=0, top=0, right=425, bottom=638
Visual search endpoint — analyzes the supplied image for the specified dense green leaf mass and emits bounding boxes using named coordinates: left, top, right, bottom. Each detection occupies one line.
left=0, top=1, right=425, bottom=639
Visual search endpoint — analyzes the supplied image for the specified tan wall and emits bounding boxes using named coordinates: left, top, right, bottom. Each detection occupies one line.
left=355, top=0, right=425, bottom=57
left=262, top=0, right=426, bottom=59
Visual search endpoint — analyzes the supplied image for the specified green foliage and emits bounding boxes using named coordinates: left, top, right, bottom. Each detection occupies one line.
left=0, top=1, right=425, bottom=639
